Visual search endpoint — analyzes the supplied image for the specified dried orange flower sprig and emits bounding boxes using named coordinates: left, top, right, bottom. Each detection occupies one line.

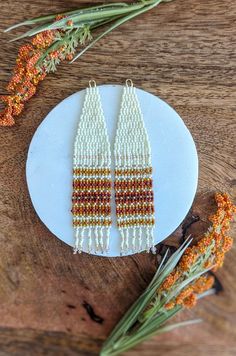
left=0, top=18, right=91, bottom=126
left=0, top=31, right=54, bottom=126
left=157, top=192, right=235, bottom=311
left=101, top=193, right=235, bottom=356
left=1, top=0, right=172, bottom=126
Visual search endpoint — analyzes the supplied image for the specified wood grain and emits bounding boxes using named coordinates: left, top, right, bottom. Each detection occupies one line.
left=0, top=0, right=235, bottom=355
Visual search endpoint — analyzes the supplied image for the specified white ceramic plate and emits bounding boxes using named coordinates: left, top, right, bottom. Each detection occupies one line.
left=26, top=85, right=198, bottom=257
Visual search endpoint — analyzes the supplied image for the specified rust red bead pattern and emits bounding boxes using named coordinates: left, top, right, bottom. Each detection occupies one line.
left=115, top=168, right=155, bottom=226
left=72, top=169, right=112, bottom=227
left=114, top=167, right=155, bottom=252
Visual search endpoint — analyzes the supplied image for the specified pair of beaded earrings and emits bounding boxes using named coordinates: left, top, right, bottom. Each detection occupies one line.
left=72, top=80, right=155, bottom=255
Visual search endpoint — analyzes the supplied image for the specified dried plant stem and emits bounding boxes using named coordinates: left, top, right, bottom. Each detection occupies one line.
left=100, top=193, right=235, bottom=356
left=1, top=0, right=174, bottom=126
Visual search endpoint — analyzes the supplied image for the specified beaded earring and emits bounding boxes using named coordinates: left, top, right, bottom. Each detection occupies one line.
left=114, top=80, right=155, bottom=254
left=72, top=80, right=112, bottom=254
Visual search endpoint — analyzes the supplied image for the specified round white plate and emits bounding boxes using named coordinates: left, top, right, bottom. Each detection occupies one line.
left=26, top=84, right=198, bottom=257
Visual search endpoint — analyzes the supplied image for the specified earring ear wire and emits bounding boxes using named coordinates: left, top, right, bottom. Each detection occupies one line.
left=125, top=79, right=133, bottom=87
left=89, top=79, right=96, bottom=88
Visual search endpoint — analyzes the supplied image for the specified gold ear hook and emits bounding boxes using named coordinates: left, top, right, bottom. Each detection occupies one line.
left=89, top=80, right=96, bottom=88
left=126, top=79, right=133, bottom=87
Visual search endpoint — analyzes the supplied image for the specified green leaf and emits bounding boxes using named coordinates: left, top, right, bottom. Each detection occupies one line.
left=4, top=2, right=130, bottom=32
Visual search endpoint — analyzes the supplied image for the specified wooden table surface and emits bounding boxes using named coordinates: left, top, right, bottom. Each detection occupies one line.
left=0, top=0, right=235, bottom=355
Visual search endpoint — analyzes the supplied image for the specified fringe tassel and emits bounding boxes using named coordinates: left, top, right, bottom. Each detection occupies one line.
left=119, top=226, right=156, bottom=255
left=73, top=228, right=79, bottom=254
left=99, top=226, right=104, bottom=253
left=88, top=229, right=92, bottom=253
left=138, top=227, right=142, bottom=251
left=105, top=227, right=110, bottom=253
left=131, top=228, right=136, bottom=252
left=94, top=227, right=99, bottom=253
left=145, top=227, right=151, bottom=252
left=124, top=228, right=129, bottom=253
left=74, top=226, right=156, bottom=255
left=73, top=227, right=84, bottom=254
left=120, top=230, right=125, bottom=255
left=73, top=226, right=110, bottom=255
left=150, top=227, right=156, bottom=254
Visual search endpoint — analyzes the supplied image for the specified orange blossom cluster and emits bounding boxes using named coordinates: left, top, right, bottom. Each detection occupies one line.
left=162, top=193, right=235, bottom=310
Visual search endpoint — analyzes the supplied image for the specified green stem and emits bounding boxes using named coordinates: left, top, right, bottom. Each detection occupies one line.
left=101, top=307, right=188, bottom=356
left=104, top=319, right=202, bottom=356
